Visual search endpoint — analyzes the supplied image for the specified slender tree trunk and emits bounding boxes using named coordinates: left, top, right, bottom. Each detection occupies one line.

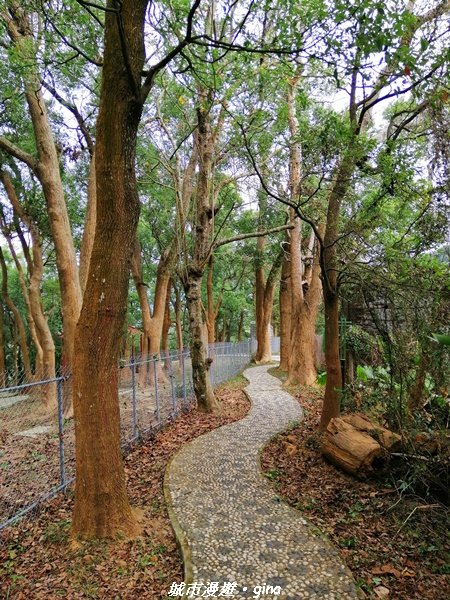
left=2, top=10, right=82, bottom=371
left=237, top=309, right=244, bottom=342
left=184, top=89, right=220, bottom=413
left=25, top=71, right=81, bottom=373
left=320, top=155, right=354, bottom=429
left=79, top=152, right=97, bottom=297
left=0, top=304, right=5, bottom=387
left=4, top=236, right=43, bottom=379
left=279, top=243, right=291, bottom=371
left=174, top=284, right=184, bottom=359
left=71, top=0, right=148, bottom=539
left=185, top=271, right=217, bottom=412
left=0, top=248, right=32, bottom=381
left=162, top=281, right=171, bottom=369
left=1, top=170, right=56, bottom=402
left=205, top=255, right=222, bottom=344
left=254, top=234, right=267, bottom=360
left=255, top=250, right=283, bottom=364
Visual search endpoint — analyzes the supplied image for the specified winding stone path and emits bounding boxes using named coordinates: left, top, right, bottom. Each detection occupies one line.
left=164, top=365, right=359, bottom=599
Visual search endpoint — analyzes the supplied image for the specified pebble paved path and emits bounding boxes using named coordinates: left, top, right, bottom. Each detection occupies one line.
left=164, top=365, right=359, bottom=599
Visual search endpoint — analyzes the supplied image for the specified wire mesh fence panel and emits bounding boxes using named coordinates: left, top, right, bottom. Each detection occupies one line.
left=0, top=376, right=68, bottom=528
left=0, top=340, right=251, bottom=530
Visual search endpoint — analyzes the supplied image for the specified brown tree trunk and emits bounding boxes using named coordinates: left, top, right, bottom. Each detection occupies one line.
left=4, top=233, right=43, bottom=380
left=1, top=169, right=56, bottom=402
left=162, top=280, right=171, bottom=368
left=204, top=255, right=222, bottom=344
left=79, top=152, right=97, bottom=297
left=237, top=309, right=245, bottom=342
left=279, top=241, right=291, bottom=371
left=174, top=284, right=184, bottom=357
left=185, top=271, right=218, bottom=412
left=255, top=249, right=283, bottom=364
left=0, top=304, right=6, bottom=387
left=254, top=233, right=267, bottom=360
left=320, top=155, right=354, bottom=429
left=287, top=236, right=322, bottom=387
left=183, top=89, right=220, bottom=413
left=0, top=248, right=32, bottom=381
left=71, top=0, right=149, bottom=539
left=1, top=10, right=82, bottom=371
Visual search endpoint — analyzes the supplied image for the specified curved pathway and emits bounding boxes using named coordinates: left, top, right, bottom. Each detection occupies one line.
left=164, top=365, right=359, bottom=599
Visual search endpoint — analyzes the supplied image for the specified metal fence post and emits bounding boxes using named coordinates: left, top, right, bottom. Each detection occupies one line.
left=57, top=378, right=66, bottom=488
left=131, top=358, right=137, bottom=439
left=153, top=358, right=160, bottom=424
left=181, top=350, right=187, bottom=405
left=169, top=356, right=177, bottom=415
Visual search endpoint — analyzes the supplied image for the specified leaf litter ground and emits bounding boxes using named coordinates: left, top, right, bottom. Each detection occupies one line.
left=261, top=367, right=450, bottom=600
left=0, top=376, right=250, bottom=599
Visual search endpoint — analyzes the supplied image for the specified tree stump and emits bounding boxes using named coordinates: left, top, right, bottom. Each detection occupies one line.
left=322, top=418, right=388, bottom=477
left=341, top=413, right=402, bottom=451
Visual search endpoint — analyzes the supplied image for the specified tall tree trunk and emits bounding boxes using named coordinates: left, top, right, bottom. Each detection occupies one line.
left=71, top=0, right=149, bottom=539
left=279, top=242, right=291, bottom=371
left=1, top=169, right=56, bottom=402
left=184, top=89, right=220, bottom=413
left=4, top=233, right=43, bottom=380
left=204, top=255, right=222, bottom=343
left=320, top=155, right=354, bottom=429
left=174, top=284, right=184, bottom=359
left=0, top=248, right=32, bottom=381
left=0, top=304, right=6, bottom=387
left=2, top=9, right=82, bottom=370
left=255, top=250, right=283, bottom=364
left=237, top=309, right=245, bottom=342
left=185, top=271, right=217, bottom=412
left=162, top=280, right=171, bottom=369
left=79, top=153, right=97, bottom=297
left=254, top=233, right=267, bottom=360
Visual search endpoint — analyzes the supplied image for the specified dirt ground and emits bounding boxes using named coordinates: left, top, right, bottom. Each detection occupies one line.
left=261, top=368, right=450, bottom=600
left=0, top=376, right=250, bottom=600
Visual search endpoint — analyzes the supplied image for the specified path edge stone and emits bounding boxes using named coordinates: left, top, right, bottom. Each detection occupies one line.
left=164, top=453, right=194, bottom=592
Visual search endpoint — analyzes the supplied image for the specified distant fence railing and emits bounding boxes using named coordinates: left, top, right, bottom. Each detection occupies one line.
left=0, top=340, right=251, bottom=530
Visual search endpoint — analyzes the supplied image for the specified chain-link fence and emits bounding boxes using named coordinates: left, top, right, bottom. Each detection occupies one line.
left=0, top=340, right=251, bottom=530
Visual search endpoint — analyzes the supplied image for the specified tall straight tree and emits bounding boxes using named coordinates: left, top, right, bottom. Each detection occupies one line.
left=71, top=0, right=201, bottom=539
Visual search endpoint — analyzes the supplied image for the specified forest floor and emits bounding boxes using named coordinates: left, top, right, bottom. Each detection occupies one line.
left=0, top=375, right=250, bottom=600
left=261, top=367, right=450, bottom=600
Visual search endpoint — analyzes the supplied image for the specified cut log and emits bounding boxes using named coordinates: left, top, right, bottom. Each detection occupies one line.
left=341, top=413, right=402, bottom=452
left=322, top=418, right=387, bottom=477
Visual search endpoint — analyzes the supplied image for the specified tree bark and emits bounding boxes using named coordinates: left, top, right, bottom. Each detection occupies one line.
left=0, top=170, right=56, bottom=399
left=319, top=155, right=355, bottom=429
left=0, top=248, right=32, bottom=381
left=204, top=255, right=222, bottom=344
left=162, top=280, right=171, bottom=368
left=279, top=244, right=291, bottom=371
left=79, top=153, right=97, bottom=297
left=0, top=305, right=5, bottom=387
left=183, top=88, right=220, bottom=413
left=174, top=283, right=184, bottom=358
left=237, top=309, right=245, bottom=342
left=71, top=0, right=149, bottom=539
left=2, top=9, right=82, bottom=371
left=255, top=249, right=283, bottom=363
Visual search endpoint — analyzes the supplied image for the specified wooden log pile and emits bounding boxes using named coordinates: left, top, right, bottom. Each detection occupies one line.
left=322, top=413, right=402, bottom=477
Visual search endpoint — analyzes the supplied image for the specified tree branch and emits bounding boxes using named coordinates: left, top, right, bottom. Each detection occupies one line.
left=41, top=80, right=95, bottom=154
left=140, top=0, right=202, bottom=102
left=214, top=224, right=294, bottom=249
left=0, top=137, right=38, bottom=171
